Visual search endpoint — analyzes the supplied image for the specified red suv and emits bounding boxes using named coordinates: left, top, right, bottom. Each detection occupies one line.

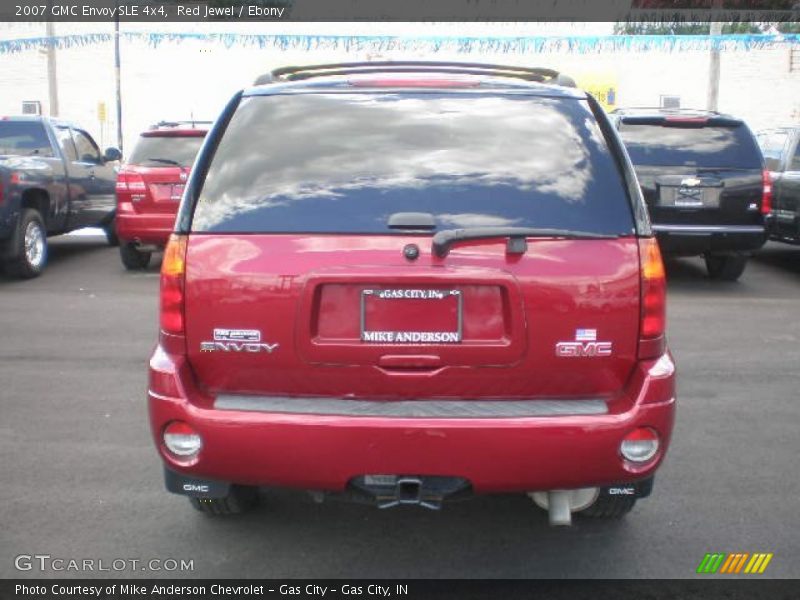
left=115, top=121, right=208, bottom=269
left=149, top=63, right=676, bottom=525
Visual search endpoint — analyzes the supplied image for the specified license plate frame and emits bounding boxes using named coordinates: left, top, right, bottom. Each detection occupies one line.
left=360, top=289, right=463, bottom=344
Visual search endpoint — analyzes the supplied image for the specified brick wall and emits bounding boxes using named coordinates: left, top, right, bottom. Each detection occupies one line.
left=1, top=25, right=798, bottom=152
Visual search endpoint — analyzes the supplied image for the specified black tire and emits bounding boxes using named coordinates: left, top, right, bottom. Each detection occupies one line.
left=705, top=254, right=748, bottom=281
left=103, top=216, right=120, bottom=247
left=119, top=242, right=151, bottom=270
left=577, top=490, right=637, bottom=519
left=5, top=209, right=48, bottom=279
left=189, top=486, right=259, bottom=516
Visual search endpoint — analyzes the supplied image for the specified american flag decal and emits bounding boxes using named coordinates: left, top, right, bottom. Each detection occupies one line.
left=575, top=329, right=597, bottom=342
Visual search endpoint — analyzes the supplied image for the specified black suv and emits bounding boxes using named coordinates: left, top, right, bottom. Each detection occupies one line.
left=612, top=108, right=769, bottom=281
left=757, top=127, right=800, bottom=245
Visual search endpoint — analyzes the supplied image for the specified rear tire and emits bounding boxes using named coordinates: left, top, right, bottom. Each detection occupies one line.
left=189, top=486, right=259, bottom=516
left=119, top=242, right=151, bottom=270
left=576, top=491, right=637, bottom=519
left=5, top=209, right=48, bottom=279
left=705, top=254, right=748, bottom=281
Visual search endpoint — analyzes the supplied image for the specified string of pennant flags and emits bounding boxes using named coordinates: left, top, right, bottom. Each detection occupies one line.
left=1, top=31, right=800, bottom=55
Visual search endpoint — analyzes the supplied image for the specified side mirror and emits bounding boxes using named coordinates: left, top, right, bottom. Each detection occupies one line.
left=104, top=147, right=122, bottom=162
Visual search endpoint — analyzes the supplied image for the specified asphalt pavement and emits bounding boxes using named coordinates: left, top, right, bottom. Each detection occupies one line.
left=1, top=234, right=798, bottom=579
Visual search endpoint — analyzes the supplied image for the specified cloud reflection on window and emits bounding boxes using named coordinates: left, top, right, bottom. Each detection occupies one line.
left=193, top=93, right=631, bottom=235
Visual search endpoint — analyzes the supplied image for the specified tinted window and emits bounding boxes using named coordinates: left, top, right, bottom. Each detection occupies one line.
left=0, top=121, right=53, bottom=157
left=756, top=131, right=789, bottom=171
left=193, top=94, right=634, bottom=235
left=128, top=135, right=205, bottom=167
left=72, top=129, right=101, bottom=163
left=55, top=126, right=78, bottom=161
left=618, top=122, right=762, bottom=169
left=791, top=143, right=800, bottom=172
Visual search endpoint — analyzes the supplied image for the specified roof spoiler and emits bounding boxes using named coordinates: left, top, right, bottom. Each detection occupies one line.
left=253, top=61, right=576, bottom=87
left=150, top=120, right=213, bottom=129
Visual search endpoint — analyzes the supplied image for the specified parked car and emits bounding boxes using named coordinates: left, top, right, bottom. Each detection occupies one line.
left=756, top=127, right=800, bottom=244
left=611, top=108, right=770, bottom=281
left=0, top=116, right=120, bottom=278
left=115, top=121, right=209, bottom=269
left=148, top=62, right=676, bottom=526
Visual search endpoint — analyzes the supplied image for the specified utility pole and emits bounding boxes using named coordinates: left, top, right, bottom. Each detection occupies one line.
left=45, top=20, right=59, bottom=117
left=114, top=6, right=123, bottom=154
left=707, top=0, right=724, bottom=111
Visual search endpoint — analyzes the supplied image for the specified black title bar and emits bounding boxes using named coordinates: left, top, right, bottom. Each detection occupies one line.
left=1, top=0, right=800, bottom=22
left=2, top=580, right=799, bottom=600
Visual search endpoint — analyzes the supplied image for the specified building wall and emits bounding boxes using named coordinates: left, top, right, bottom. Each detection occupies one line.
left=2, top=24, right=798, bottom=154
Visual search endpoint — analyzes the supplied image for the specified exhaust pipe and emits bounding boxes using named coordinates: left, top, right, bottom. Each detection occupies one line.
left=546, top=491, right=572, bottom=526
left=528, top=487, right=600, bottom=526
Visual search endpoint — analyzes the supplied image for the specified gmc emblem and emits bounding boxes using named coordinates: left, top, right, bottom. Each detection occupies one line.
left=555, top=341, right=613, bottom=357
left=183, top=483, right=209, bottom=493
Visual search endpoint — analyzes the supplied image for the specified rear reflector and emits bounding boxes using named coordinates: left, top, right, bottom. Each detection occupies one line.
left=160, top=234, right=188, bottom=339
left=620, top=428, right=660, bottom=463
left=639, top=237, right=666, bottom=359
left=163, top=421, right=202, bottom=457
left=761, top=169, right=772, bottom=215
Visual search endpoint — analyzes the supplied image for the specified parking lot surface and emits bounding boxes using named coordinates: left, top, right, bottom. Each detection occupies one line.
left=1, top=234, right=799, bottom=579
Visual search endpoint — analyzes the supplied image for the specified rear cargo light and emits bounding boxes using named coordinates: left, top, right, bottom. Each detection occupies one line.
left=638, top=237, right=666, bottom=360
left=761, top=169, right=772, bottom=215
left=620, top=427, right=660, bottom=463
left=664, top=116, right=708, bottom=124
left=160, top=234, right=188, bottom=339
left=349, top=78, right=481, bottom=88
left=163, top=421, right=202, bottom=457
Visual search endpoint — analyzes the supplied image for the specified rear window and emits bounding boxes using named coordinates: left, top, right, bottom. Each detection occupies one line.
left=128, top=134, right=205, bottom=168
left=192, top=93, right=634, bottom=235
left=0, top=121, right=54, bottom=157
left=618, top=121, right=762, bottom=169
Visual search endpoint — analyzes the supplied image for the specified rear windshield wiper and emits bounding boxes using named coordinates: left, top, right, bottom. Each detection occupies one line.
left=146, top=157, right=185, bottom=169
left=432, top=227, right=619, bottom=258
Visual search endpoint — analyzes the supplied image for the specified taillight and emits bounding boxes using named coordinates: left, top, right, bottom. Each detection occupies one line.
left=761, top=169, right=772, bottom=216
left=160, top=235, right=188, bottom=350
left=115, top=170, right=148, bottom=200
left=639, top=237, right=666, bottom=360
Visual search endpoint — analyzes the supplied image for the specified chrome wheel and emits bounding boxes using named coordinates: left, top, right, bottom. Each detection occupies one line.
left=24, top=220, right=45, bottom=269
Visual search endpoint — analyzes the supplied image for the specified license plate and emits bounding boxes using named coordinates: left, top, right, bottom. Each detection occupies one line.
left=660, top=186, right=716, bottom=208
left=360, top=289, right=463, bottom=344
left=674, top=186, right=705, bottom=207
left=149, top=183, right=184, bottom=202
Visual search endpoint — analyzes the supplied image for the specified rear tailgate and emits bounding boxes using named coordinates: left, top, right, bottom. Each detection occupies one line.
left=184, top=235, right=640, bottom=399
left=634, top=165, right=763, bottom=227
left=182, top=90, right=643, bottom=402
left=123, top=131, right=206, bottom=213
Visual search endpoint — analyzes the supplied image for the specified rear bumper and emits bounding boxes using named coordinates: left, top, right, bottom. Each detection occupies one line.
left=115, top=207, right=175, bottom=247
left=148, top=347, right=676, bottom=494
left=653, top=224, right=767, bottom=255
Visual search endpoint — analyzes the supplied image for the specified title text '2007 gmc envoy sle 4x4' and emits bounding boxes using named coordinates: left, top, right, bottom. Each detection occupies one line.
left=148, top=62, right=676, bottom=526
